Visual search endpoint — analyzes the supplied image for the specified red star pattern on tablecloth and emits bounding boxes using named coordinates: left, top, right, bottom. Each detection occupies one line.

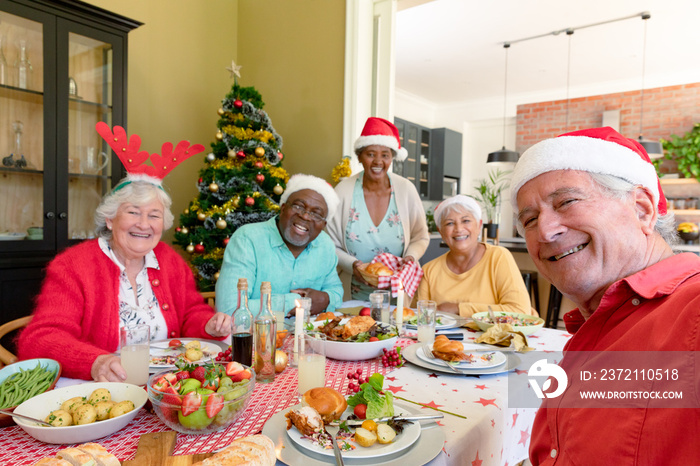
left=512, top=412, right=519, bottom=426
left=472, top=451, right=483, bottom=466
left=385, top=376, right=397, bottom=381
left=475, top=398, right=498, bottom=407
left=518, top=428, right=530, bottom=446
left=428, top=373, right=440, bottom=378
left=475, top=384, right=487, bottom=390
left=386, top=385, right=405, bottom=394
left=420, top=400, right=444, bottom=410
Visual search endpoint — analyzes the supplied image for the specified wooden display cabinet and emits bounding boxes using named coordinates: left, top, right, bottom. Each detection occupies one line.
left=0, top=0, right=140, bottom=327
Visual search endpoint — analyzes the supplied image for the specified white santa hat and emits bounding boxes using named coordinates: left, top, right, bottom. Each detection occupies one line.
left=510, top=126, right=667, bottom=215
left=280, top=174, right=340, bottom=221
left=354, top=117, right=408, bottom=162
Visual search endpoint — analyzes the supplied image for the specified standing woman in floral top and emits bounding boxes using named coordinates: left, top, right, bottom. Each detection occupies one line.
left=328, top=117, right=429, bottom=300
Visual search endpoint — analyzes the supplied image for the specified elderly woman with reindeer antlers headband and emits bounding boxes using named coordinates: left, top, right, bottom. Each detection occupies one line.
left=18, top=123, right=231, bottom=381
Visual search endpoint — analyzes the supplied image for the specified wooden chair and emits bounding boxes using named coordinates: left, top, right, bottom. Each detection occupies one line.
left=0, top=315, right=32, bottom=366
left=201, top=291, right=216, bottom=310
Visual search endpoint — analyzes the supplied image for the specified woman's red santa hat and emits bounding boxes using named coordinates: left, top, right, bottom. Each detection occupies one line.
left=354, top=117, right=408, bottom=162
left=510, top=126, right=667, bottom=215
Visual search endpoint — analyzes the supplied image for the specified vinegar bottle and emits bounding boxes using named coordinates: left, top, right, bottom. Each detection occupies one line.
left=230, top=278, right=253, bottom=366
left=254, top=281, right=276, bottom=383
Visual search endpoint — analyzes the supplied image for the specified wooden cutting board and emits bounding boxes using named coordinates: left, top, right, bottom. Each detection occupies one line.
left=122, top=431, right=212, bottom=466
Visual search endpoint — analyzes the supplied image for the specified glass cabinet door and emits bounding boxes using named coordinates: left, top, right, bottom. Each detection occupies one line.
left=67, top=32, right=113, bottom=241
left=0, top=10, right=46, bottom=244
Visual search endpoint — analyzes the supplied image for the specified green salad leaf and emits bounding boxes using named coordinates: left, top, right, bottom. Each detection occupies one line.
left=346, top=373, right=394, bottom=419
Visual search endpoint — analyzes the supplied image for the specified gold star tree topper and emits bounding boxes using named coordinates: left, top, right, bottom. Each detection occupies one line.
left=226, top=60, right=242, bottom=79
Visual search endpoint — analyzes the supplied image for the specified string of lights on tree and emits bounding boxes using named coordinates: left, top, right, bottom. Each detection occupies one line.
left=173, top=61, right=289, bottom=291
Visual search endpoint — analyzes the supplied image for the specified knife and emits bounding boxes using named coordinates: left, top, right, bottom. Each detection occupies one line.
left=332, top=435, right=345, bottom=466
left=328, top=413, right=443, bottom=426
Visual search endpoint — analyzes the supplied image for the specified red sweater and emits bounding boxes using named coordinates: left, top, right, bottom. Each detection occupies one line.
left=18, top=240, right=218, bottom=380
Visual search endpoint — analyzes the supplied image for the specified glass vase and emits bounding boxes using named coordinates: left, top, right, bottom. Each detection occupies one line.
left=16, top=39, right=33, bottom=90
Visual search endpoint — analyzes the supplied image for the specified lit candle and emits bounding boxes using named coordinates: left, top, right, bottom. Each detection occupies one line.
left=294, top=299, right=304, bottom=364
left=395, top=280, right=404, bottom=334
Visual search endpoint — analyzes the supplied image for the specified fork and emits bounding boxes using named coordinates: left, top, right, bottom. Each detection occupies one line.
left=421, top=343, right=467, bottom=374
left=332, top=432, right=345, bottom=466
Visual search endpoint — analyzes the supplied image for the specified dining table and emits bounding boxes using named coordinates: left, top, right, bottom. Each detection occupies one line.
left=0, top=305, right=571, bottom=466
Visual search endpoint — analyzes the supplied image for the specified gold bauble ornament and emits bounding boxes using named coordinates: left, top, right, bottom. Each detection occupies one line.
left=273, top=184, right=284, bottom=195
left=181, top=227, right=189, bottom=235
left=216, top=131, right=223, bottom=140
left=186, top=244, right=195, bottom=253
left=216, top=218, right=227, bottom=229
left=214, top=272, right=220, bottom=281
left=217, top=108, right=224, bottom=116
left=209, top=183, right=219, bottom=193
left=232, top=198, right=240, bottom=209
left=228, top=149, right=236, bottom=158
left=197, top=212, right=206, bottom=221
left=184, top=208, right=190, bottom=214
left=254, top=147, right=265, bottom=157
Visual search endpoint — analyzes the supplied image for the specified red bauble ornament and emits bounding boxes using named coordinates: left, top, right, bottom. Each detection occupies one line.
left=194, top=243, right=205, bottom=253
left=234, top=99, right=243, bottom=109
left=223, top=237, right=230, bottom=246
left=198, top=177, right=203, bottom=184
left=245, top=196, right=255, bottom=206
left=254, top=161, right=264, bottom=169
left=256, top=173, right=265, bottom=184
left=278, top=151, right=284, bottom=160
left=236, top=150, right=246, bottom=159
left=176, top=227, right=181, bottom=232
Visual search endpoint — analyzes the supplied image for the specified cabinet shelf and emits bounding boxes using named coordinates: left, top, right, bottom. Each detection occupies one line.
left=0, top=83, right=43, bottom=97
left=0, top=166, right=44, bottom=175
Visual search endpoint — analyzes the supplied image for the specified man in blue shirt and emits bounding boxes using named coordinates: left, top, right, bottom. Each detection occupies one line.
left=216, top=174, right=343, bottom=316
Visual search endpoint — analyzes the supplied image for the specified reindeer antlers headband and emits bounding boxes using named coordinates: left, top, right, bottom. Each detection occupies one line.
left=96, top=122, right=205, bottom=191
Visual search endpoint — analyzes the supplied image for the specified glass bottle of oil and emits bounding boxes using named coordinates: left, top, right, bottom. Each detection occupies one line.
left=254, top=281, right=276, bottom=383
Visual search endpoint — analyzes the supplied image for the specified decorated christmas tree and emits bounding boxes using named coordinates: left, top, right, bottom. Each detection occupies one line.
left=174, top=61, right=289, bottom=291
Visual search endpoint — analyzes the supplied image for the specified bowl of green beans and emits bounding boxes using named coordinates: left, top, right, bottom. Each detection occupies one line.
left=0, top=358, right=61, bottom=427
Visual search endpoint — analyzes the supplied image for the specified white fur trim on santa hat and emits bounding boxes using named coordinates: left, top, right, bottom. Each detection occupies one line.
left=434, top=194, right=482, bottom=227
left=510, top=135, right=660, bottom=210
left=354, top=135, right=409, bottom=162
left=280, top=174, right=340, bottom=221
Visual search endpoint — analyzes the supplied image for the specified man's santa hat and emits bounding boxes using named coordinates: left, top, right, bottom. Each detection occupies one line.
left=354, top=117, right=408, bottom=162
left=280, top=174, right=340, bottom=221
left=511, top=126, right=667, bottom=215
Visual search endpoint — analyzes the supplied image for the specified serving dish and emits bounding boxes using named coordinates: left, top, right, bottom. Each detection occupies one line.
left=312, top=319, right=398, bottom=361
left=13, top=382, right=147, bottom=444
left=0, top=359, right=62, bottom=428
left=264, top=401, right=445, bottom=465
left=286, top=402, right=420, bottom=459
left=149, top=338, right=229, bottom=372
left=471, top=311, right=544, bottom=336
left=403, top=343, right=520, bottom=376
left=0, top=232, right=27, bottom=241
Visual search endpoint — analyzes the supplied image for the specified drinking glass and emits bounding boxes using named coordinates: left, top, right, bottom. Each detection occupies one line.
left=297, top=332, right=326, bottom=399
left=375, top=290, right=391, bottom=324
left=119, top=324, right=150, bottom=385
left=271, top=295, right=286, bottom=326
left=417, top=300, right=437, bottom=344
left=298, top=297, right=312, bottom=324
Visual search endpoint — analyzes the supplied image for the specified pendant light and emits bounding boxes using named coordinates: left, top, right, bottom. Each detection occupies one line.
left=564, top=29, right=574, bottom=131
left=637, top=12, right=663, bottom=158
left=487, top=43, right=519, bottom=164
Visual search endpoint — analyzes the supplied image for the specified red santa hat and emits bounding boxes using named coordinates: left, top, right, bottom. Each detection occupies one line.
left=510, top=126, right=667, bottom=215
left=280, top=174, right=340, bottom=220
left=354, top=117, right=408, bottom=162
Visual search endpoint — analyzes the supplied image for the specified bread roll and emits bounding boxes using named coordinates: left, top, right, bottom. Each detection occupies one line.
left=32, top=459, right=72, bottom=466
left=193, top=434, right=276, bottom=466
left=393, top=307, right=415, bottom=320
left=56, top=448, right=95, bottom=466
left=365, top=262, right=393, bottom=276
left=315, top=312, right=336, bottom=322
left=301, top=387, right=348, bottom=423
left=431, top=334, right=473, bottom=362
left=76, top=443, right=120, bottom=466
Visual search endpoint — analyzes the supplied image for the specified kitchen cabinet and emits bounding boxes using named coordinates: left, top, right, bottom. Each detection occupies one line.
left=0, top=0, right=140, bottom=326
left=431, top=127, right=462, bottom=199
left=393, top=117, right=432, bottom=199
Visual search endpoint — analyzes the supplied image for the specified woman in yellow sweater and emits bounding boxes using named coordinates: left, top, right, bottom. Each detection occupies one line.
left=415, top=195, right=537, bottom=317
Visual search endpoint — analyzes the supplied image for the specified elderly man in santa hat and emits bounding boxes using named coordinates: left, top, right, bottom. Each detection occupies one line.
left=512, top=127, right=700, bottom=464
left=217, top=173, right=343, bottom=316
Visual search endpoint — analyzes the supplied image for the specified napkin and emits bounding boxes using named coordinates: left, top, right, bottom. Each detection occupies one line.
left=476, top=323, right=533, bottom=352
left=372, top=253, right=424, bottom=298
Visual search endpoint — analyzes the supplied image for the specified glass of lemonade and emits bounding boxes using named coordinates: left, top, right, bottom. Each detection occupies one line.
left=417, top=300, right=437, bottom=345
left=297, top=332, right=326, bottom=398
left=375, top=290, right=391, bottom=324
left=271, top=295, right=286, bottom=326
left=119, top=324, right=150, bottom=385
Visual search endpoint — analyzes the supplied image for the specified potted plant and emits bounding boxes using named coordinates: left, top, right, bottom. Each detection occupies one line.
left=656, top=123, right=700, bottom=180
left=471, top=168, right=511, bottom=238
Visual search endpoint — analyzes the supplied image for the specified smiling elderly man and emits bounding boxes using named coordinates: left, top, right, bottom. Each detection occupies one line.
left=216, top=174, right=343, bottom=316
left=511, top=127, right=700, bottom=465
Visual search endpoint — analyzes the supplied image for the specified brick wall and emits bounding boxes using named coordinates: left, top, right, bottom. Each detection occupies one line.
left=516, top=82, right=700, bottom=152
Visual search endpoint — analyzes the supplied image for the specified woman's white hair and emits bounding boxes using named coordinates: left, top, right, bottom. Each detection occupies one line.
left=434, top=194, right=482, bottom=229
left=94, top=179, right=174, bottom=240
left=514, top=172, right=678, bottom=245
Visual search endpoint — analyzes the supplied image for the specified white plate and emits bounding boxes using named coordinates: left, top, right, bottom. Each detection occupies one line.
left=403, top=343, right=520, bottom=376
left=405, top=312, right=459, bottom=330
left=0, top=232, right=27, bottom=241
left=13, top=382, right=147, bottom=444
left=416, top=344, right=506, bottom=369
left=285, top=401, right=421, bottom=460
left=263, top=404, right=444, bottom=466
left=312, top=319, right=398, bottom=361
left=149, top=338, right=228, bottom=372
